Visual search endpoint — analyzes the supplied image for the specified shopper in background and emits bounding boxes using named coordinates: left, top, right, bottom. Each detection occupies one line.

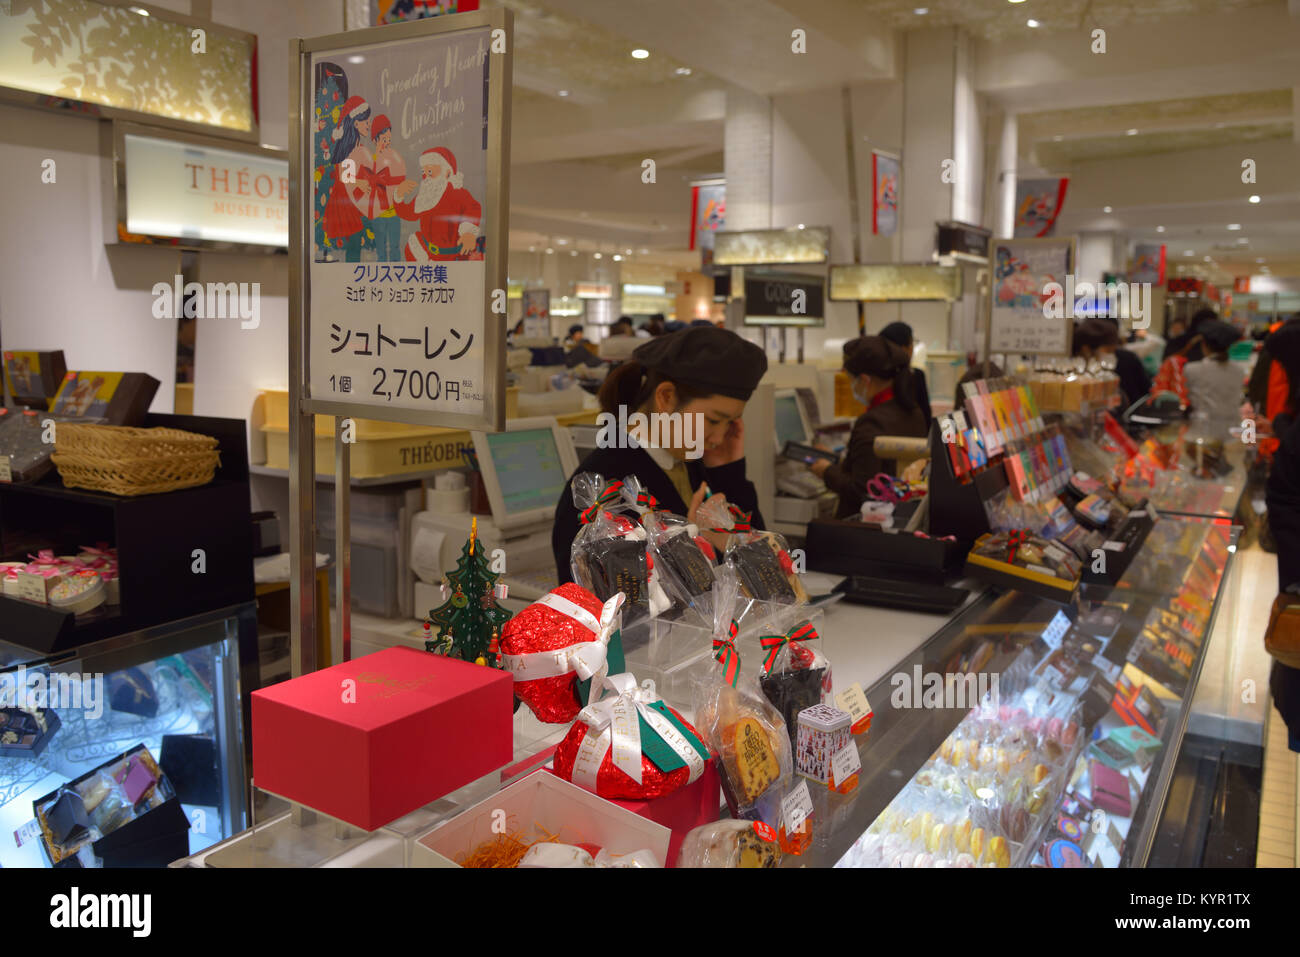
left=551, top=326, right=768, bottom=578
left=1162, top=307, right=1216, bottom=362
left=879, top=321, right=932, bottom=428
left=1183, top=320, right=1245, bottom=439
left=954, top=359, right=1004, bottom=415
left=609, top=316, right=634, bottom=336
left=1266, top=332, right=1300, bottom=752
left=1248, top=316, right=1300, bottom=464
left=809, top=336, right=927, bottom=518
left=563, top=323, right=600, bottom=369
left=1072, top=318, right=1152, bottom=408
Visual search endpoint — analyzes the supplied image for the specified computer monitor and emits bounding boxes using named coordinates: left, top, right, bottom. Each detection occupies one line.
left=472, top=417, right=579, bottom=533
left=773, top=389, right=811, bottom=451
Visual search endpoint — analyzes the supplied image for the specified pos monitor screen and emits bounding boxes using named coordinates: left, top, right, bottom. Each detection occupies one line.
left=472, top=417, right=579, bottom=533
left=773, top=389, right=811, bottom=451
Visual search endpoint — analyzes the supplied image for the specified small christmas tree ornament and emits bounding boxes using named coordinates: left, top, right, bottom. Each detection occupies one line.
left=425, top=517, right=512, bottom=665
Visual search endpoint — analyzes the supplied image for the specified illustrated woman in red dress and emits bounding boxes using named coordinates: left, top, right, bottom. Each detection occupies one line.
left=323, top=95, right=373, bottom=262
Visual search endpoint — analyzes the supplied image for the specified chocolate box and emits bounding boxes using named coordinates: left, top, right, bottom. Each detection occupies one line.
left=50, top=371, right=160, bottom=426
left=3, top=350, right=66, bottom=408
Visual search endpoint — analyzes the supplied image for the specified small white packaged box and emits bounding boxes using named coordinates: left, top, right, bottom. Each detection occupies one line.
left=796, top=704, right=852, bottom=785
left=412, top=770, right=671, bottom=868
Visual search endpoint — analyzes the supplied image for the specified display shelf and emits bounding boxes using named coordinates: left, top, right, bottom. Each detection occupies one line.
left=0, top=414, right=255, bottom=653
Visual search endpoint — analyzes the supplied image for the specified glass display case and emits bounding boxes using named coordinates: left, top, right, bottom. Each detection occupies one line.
left=0, top=603, right=253, bottom=867
left=786, top=515, right=1242, bottom=868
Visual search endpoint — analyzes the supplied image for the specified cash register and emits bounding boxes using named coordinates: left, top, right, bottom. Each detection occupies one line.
left=772, top=388, right=837, bottom=525
left=410, top=416, right=577, bottom=610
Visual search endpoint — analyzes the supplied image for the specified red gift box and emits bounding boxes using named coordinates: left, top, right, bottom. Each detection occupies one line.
left=604, top=760, right=722, bottom=868
left=251, top=646, right=513, bottom=831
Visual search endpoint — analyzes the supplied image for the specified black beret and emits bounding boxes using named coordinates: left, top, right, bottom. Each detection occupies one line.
left=843, top=335, right=910, bottom=379
left=1199, top=320, right=1241, bottom=354
left=632, top=326, right=768, bottom=400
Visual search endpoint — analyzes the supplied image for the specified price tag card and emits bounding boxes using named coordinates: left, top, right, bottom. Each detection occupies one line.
left=1041, top=610, right=1071, bottom=650
left=781, top=780, right=814, bottom=835
left=831, top=742, right=862, bottom=784
left=0, top=456, right=10, bottom=482
left=15, top=575, right=50, bottom=604
left=14, top=818, right=40, bottom=848
left=834, top=683, right=873, bottom=727
left=1102, top=540, right=1126, bottom=552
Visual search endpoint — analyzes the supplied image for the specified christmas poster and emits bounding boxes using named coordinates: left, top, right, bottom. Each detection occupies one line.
left=309, top=24, right=496, bottom=421
left=872, top=151, right=899, bottom=236
left=689, top=181, right=725, bottom=254
left=372, top=0, right=480, bottom=26
left=1014, top=177, right=1069, bottom=237
left=989, top=238, right=1074, bottom=355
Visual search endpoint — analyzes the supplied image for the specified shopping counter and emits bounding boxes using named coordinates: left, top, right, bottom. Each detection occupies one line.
left=172, top=503, right=1256, bottom=869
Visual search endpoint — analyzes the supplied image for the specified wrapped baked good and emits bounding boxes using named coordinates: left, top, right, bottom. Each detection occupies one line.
left=725, top=530, right=808, bottom=605
left=569, top=473, right=670, bottom=625
left=499, top=585, right=625, bottom=723
left=757, top=613, right=832, bottom=743
left=629, top=477, right=717, bottom=625
left=693, top=565, right=793, bottom=826
left=551, top=672, right=711, bottom=801
left=677, top=819, right=782, bottom=868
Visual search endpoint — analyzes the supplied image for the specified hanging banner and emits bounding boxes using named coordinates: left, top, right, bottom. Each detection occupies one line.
left=988, top=236, right=1076, bottom=355
left=690, top=181, right=726, bottom=259
left=299, top=10, right=512, bottom=431
left=1014, top=178, right=1069, bottom=237
left=1130, top=243, right=1166, bottom=286
left=871, top=151, right=899, bottom=236
left=521, top=289, right=550, bottom=339
left=373, top=0, right=480, bottom=25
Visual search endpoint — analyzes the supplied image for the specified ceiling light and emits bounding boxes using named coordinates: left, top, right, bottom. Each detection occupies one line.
left=1008, top=0, right=1027, bottom=4
left=593, top=253, right=602, bottom=259
left=570, top=250, right=578, bottom=256
left=1237, top=238, right=1249, bottom=244
left=1026, top=19, right=1041, bottom=28
left=631, top=49, right=650, bottom=59
left=545, top=247, right=554, bottom=254
left=675, top=67, right=692, bottom=76
left=528, top=246, right=535, bottom=252
left=1156, top=226, right=1165, bottom=233
left=1125, top=128, right=1138, bottom=136
left=1248, top=194, right=1261, bottom=204
left=1183, top=250, right=1194, bottom=256
left=130, top=6, right=149, bottom=15
left=612, top=255, right=622, bottom=261
left=797, top=223, right=806, bottom=229
left=556, top=238, right=569, bottom=244
left=639, top=248, right=649, bottom=254
left=1102, top=206, right=1112, bottom=213
left=625, top=249, right=633, bottom=255
left=348, top=55, right=365, bottom=64
left=1226, top=223, right=1241, bottom=230
left=914, top=7, right=929, bottom=15
left=1052, top=135, right=1064, bottom=142
left=557, top=90, right=570, bottom=97
left=1256, top=258, right=1266, bottom=264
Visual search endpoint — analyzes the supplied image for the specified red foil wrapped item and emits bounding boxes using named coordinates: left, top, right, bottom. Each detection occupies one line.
left=552, top=674, right=711, bottom=800
left=499, top=584, right=623, bottom=724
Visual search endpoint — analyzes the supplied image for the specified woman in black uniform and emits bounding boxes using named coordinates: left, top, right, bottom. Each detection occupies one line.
left=808, top=335, right=928, bottom=518
left=552, top=326, right=768, bottom=582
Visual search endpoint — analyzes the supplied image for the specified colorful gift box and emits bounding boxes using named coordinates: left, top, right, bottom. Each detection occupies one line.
left=795, top=704, right=851, bottom=785
left=251, top=646, right=513, bottom=831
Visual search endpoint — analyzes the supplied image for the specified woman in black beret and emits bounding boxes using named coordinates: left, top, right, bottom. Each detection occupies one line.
left=807, top=335, right=928, bottom=518
left=551, top=326, right=769, bottom=581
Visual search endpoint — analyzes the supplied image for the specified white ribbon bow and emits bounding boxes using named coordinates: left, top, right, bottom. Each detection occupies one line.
left=571, top=673, right=706, bottom=791
left=501, top=592, right=625, bottom=683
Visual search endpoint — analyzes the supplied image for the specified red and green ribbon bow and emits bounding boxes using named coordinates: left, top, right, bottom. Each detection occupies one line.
left=580, top=479, right=625, bottom=524
left=1007, top=528, right=1030, bottom=565
left=634, top=489, right=660, bottom=511
left=709, top=504, right=753, bottom=534
left=712, top=619, right=742, bottom=687
left=759, top=620, right=819, bottom=673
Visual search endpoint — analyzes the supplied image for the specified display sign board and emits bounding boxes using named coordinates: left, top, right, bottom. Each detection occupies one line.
left=937, top=220, right=991, bottom=263
left=829, top=264, right=962, bottom=302
left=743, top=273, right=825, bottom=326
left=298, top=10, right=512, bottom=430
left=521, top=289, right=550, bottom=338
left=122, top=130, right=288, bottom=248
left=987, top=237, right=1076, bottom=356
left=713, top=227, right=830, bottom=266
left=574, top=282, right=612, bottom=300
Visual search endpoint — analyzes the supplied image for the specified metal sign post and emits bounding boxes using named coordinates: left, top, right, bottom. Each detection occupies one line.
left=288, top=9, right=513, bottom=675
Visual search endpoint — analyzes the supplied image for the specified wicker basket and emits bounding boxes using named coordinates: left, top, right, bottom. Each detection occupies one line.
left=52, top=424, right=221, bottom=496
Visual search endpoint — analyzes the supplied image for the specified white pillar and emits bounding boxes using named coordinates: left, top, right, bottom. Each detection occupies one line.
left=996, top=113, right=1017, bottom=239
left=724, top=87, right=772, bottom=231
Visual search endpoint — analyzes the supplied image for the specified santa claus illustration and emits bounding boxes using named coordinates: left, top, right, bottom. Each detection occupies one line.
left=393, top=146, right=481, bottom=261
